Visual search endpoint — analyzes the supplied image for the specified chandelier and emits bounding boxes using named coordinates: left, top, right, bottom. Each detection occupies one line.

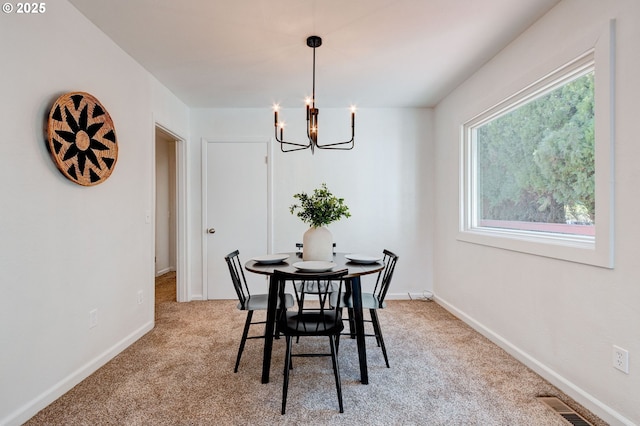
left=273, top=35, right=355, bottom=153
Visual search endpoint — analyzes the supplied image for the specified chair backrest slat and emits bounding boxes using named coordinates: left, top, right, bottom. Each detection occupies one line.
left=372, top=249, right=399, bottom=307
left=225, top=250, right=250, bottom=309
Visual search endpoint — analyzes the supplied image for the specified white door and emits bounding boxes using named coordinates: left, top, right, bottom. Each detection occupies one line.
left=205, top=140, right=269, bottom=299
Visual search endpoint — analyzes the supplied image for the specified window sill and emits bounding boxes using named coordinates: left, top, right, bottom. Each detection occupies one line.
left=457, top=227, right=612, bottom=268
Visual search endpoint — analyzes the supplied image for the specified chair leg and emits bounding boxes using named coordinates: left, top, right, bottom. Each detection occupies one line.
left=295, top=292, right=306, bottom=344
left=274, top=308, right=282, bottom=339
left=234, top=310, right=253, bottom=373
left=329, top=336, right=344, bottom=413
left=370, top=309, right=390, bottom=368
left=336, top=308, right=343, bottom=354
left=370, top=310, right=382, bottom=347
left=282, top=336, right=293, bottom=415
left=347, top=308, right=356, bottom=339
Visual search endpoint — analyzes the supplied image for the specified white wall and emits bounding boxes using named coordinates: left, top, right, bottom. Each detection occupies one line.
left=0, top=2, right=189, bottom=424
left=151, top=78, right=190, bottom=139
left=188, top=107, right=434, bottom=300
left=434, top=0, right=639, bottom=424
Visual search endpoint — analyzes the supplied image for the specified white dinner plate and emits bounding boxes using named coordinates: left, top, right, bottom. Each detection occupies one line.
left=252, top=254, right=289, bottom=264
left=292, top=261, right=336, bottom=272
left=345, top=253, right=383, bottom=264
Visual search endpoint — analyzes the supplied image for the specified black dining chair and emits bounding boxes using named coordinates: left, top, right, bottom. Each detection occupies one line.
left=275, top=268, right=348, bottom=415
left=224, top=250, right=294, bottom=373
left=331, top=249, right=399, bottom=368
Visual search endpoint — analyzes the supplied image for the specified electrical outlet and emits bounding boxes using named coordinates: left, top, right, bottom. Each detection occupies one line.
left=89, top=309, right=98, bottom=329
left=613, top=345, right=629, bottom=374
left=137, top=290, right=144, bottom=305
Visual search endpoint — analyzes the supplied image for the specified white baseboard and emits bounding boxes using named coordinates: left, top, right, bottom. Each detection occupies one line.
left=3, top=321, right=154, bottom=426
left=386, top=291, right=434, bottom=301
left=386, top=292, right=411, bottom=300
left=435, top=295, right=634, bottom=426
left=155, top=267, right=175, bottom=277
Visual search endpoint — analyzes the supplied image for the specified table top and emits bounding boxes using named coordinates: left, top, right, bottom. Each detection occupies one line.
left=245, top=252, right=384, bottom=278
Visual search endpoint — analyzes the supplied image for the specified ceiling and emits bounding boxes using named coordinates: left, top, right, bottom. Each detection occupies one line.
left=69, top=0, right=560, bottom=108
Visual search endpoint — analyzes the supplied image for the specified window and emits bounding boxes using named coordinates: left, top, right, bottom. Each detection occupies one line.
left=476, top=62, right=594, bottom=236
left=460, top=29, right=615, bottom=268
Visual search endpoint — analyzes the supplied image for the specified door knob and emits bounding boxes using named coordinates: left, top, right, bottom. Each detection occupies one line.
left=207, top=228, right=216, bottom=234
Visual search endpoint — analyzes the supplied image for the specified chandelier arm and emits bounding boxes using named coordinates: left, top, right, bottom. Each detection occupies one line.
left=315, top=131, right=354, bottom=149
left=280, top=143, right=313, bottom=153
left=277, top=139, right=312, bottom=149
left=315, top=115, right=355, bottom=149
left=275, top=128, right=311, bottom=149
left=276, top=138, right=312, bottom=150
left=316, top=139, right=354, bottom=150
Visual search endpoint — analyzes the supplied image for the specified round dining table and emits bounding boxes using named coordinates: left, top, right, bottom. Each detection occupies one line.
left=245, top=252, right=384, bottom=385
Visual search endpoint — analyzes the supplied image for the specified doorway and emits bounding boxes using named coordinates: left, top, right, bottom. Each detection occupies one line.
left=155, top=125, right=187, bottom=302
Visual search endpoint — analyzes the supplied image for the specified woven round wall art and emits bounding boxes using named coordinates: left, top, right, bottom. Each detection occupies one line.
left=47, top=92, right=118, bottom=186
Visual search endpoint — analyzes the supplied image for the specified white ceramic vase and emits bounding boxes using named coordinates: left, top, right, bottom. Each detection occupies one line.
left=302, top=226, right=333, bottom=261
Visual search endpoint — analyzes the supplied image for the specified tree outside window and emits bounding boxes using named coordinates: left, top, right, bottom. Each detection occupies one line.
left=474, top=72, right=594, bottom=236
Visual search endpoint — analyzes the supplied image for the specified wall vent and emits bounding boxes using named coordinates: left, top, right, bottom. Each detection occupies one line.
left=538, top=397, right=594, bottom=426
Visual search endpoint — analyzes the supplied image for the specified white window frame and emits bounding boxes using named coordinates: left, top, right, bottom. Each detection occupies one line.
left=459, top=22, right=615, bottom=268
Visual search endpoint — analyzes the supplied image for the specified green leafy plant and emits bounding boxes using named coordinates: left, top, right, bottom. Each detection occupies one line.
left=289, top=183, right=351, bottom=228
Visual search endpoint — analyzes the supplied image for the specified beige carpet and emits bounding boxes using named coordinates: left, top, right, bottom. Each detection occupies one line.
left=26, top=274, right=606, bottom=425
left=155, top=271, right=176, bottom=305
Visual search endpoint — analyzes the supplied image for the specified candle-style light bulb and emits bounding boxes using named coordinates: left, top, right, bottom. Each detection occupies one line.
left=305, top=97, right=311, bottom=120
